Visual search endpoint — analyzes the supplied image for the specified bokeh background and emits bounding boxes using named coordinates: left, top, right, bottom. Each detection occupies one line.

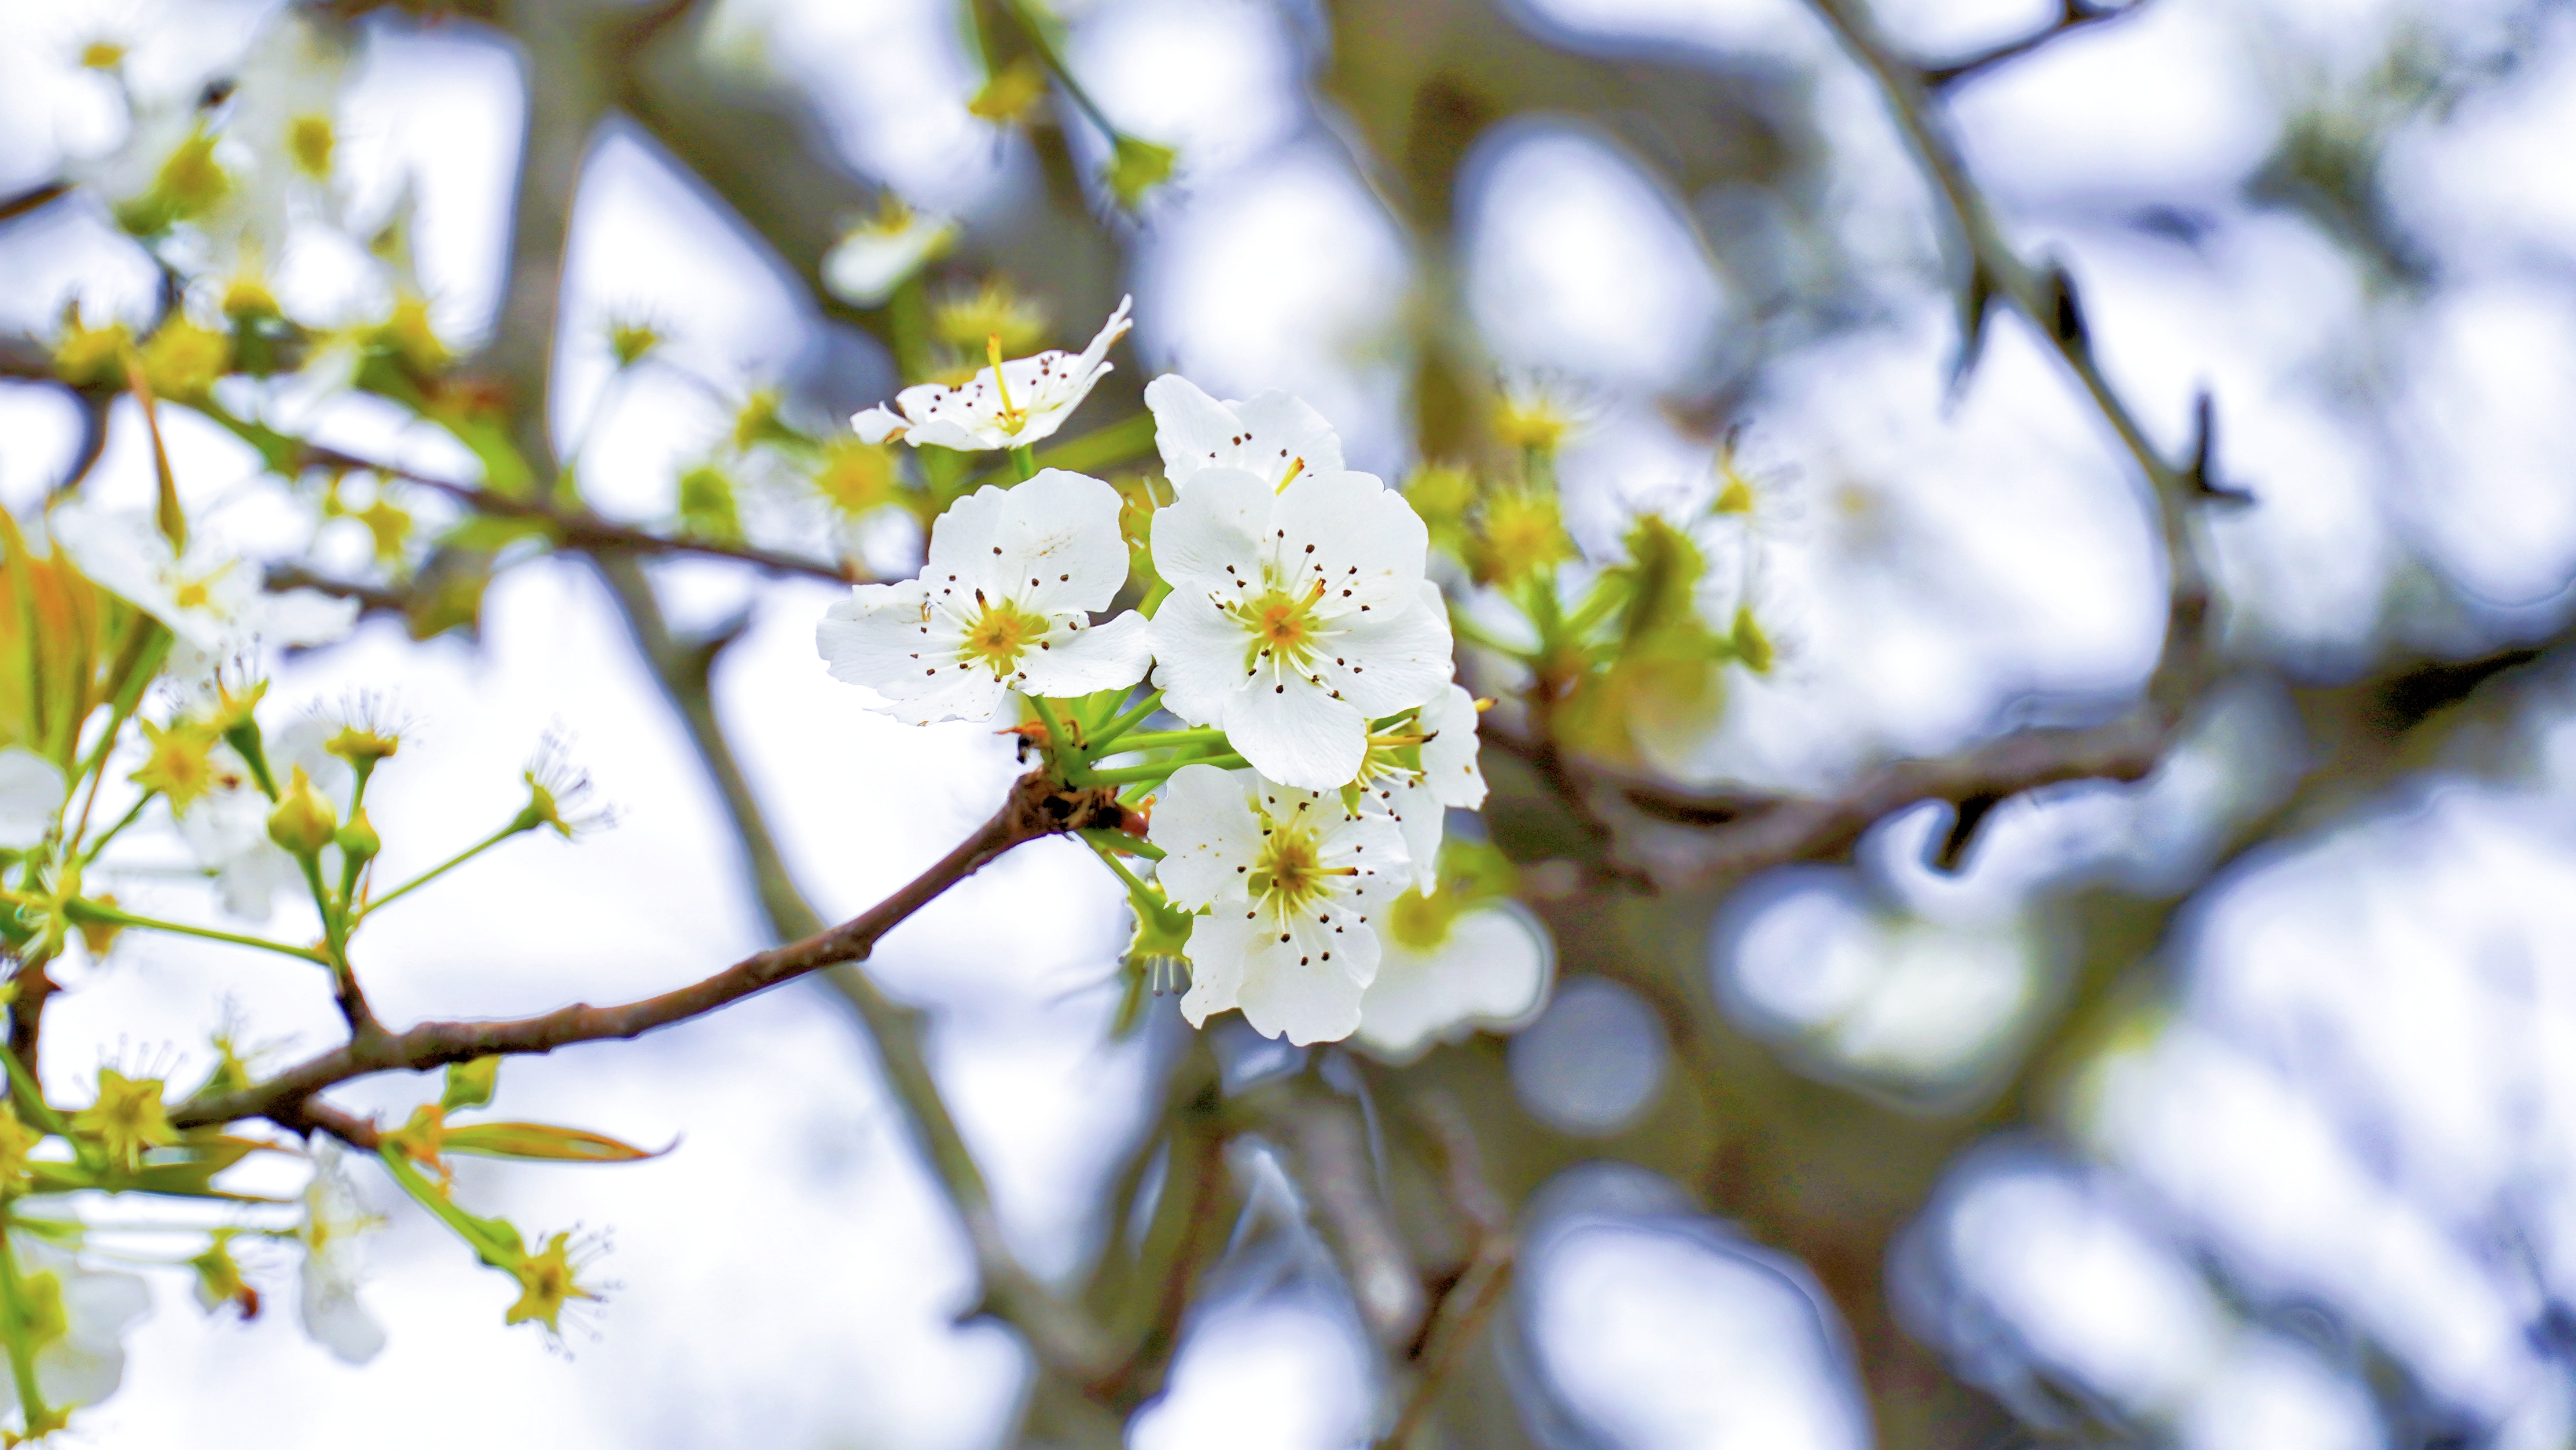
left=7, top=0, right=2576, bottom=1445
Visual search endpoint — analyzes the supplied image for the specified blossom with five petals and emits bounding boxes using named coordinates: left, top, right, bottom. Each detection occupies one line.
left=1149, top=763, right=1407, bottom=1045
left=1145, top=468, right=1453, bottom=790
left=1142, top=373, right=1344, bottom=493
left=852, top=296, right=1131, bottom=451
left=1357, top=683, right=1488, bottom=893
left=816, top=469, right=1149, bottom=723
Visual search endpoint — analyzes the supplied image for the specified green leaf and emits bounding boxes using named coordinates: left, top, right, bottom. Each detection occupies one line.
left=440, top=1056, right=501, bottom=1113
left=439, top=1122, right=667, bottom=1165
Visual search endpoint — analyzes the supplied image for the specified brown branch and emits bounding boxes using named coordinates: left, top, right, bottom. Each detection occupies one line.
left=297, top=443, right=862, bottom=583
left=0, top=181, right=69, bottom=226
left=167, top=767, right=1120, bottom=1133
left=1623, top=707, right=2173, bottom=887
left=1922, top=1, right=2141, bottom=90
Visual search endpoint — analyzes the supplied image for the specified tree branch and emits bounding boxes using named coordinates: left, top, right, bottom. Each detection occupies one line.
left=299, top=443, right=862, bottom=583
left=1921, top=1, right=2140, bottom=90
left=168, top=766, right=1118, bottom=1134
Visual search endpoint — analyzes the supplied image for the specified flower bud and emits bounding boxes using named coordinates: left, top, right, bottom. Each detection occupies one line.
left=333, top=807, right=380, bottom=866
left=267, top=766, right=339, bottom=856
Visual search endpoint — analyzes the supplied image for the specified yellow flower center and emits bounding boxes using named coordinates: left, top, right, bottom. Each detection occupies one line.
left=1234, top=579, right=1326, bottom=672
left=1247, top=809, right=1357, bottom=915
left=288, top=113, right=336, bottom=179
left=961, top=597, right=1046, bottom=676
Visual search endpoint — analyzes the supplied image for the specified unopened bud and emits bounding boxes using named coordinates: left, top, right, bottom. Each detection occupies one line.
left=333, top=807, right=380, bottom=865
left=267, top=766, right=339, bottom=856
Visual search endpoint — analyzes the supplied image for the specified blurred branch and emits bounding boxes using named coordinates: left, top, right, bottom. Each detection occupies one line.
left=1921, top=1, right=2141, bottom=90
left=1087, top=1044, right=1236, bottom=1410
left=1803, top=0, right=2219, bottom=620
left=1264, top=1079, right=1428, bottom=1350
left=0, top=182, right=69, bottom=226
left=263, top=561, right=414, bottom=619
left=1379, top=1092, right=1517, bottom=1450
left=300, top=443, right=862, bottom=582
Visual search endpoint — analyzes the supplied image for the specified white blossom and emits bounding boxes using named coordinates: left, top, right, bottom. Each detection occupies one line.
left=852, top=296, right=1131, bottom=451
left=0, top=749, right=69, bottom=851
left=1146, top=467, right=1454, bottom=790
left=0, top=1241, right=150, bottom=1418
left=1143, top=373, right=1344, bottom=493
left=1358, top=683, right=1487, bottom=893
left=1150, top=763, right=1408, bottom=1045
left=817, top=469, right=1149, bottom=723
left=297, top=1139, right=387, bottom=1364
left=1354, top=900, right=1555, bottom=1063
left=822, top=203, right=958, bottom=308
left=47, top=504, right=358, bottom=685
left=212, top=8, right=357, bottom=256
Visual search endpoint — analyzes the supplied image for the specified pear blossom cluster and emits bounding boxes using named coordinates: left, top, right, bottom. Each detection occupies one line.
left=820, top=317, right=1551, bottom=1048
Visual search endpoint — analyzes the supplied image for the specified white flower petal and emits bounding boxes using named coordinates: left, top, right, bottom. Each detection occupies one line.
left=1145, top=375, right=1344, bottom=493
left=1149, top=763, right=1264, bottom=909
left=818, top=580, right=935, bottom=689
left=852, top=406, right=909, bottom=445
left=1019, top=611, right=1151, bottom=697
left=1233, top=908, right=1376, bottom=1045
left=1145, top=590, right=1259, bottom=728
left=1315, top=596, right=1453, bottom=717
left=988, top=469, right=1134, bottom=614
left=1147, top=467, right=1274, bottom=589
left=255, top=587, right=361, bottom=648
left=1354, top=903, right=1555, bottom=1062
left=1222, top=671, right=1370, bottom=790
left=822, top=212, right=957, bottom=307
left=1419, top=682, right=1487, bottom=810
left=0, top=748, right=68, bottom=850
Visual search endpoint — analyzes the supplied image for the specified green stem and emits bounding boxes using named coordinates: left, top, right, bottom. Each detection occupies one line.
left=75, top=794, right=152, bottom=868
left=376, top=1148, right=521, bottom=1269
left=1559, top=575, right=1623, bottom=640
left=297, top=853, right=350, bottom=975
left=1089, top=753, right=1246, bottom=786
left=64, top=898, right=325, bottom=964
left=887, top=274, right=935, bottom=386
left=1077, top=828, right=1163, bottom=862
left=1030, top=696, right=1083, bottom=782
left=1085, top=691, right=1166, bottom=752
left=998, top=0, right=1123, bottom=139
left=962, top=414, right=1159, bottom=494
left=358, top=822, right=527, bottom=921
left=0, top=1048, right=67, bottom=1137
left=0, top=1218, right=53, bottom=1438
left=1009, top=445, right=1038, bottom=482
left=1081, top=832, right=1162, bottom=901
left=1093, top=726, right=1222, bottom=756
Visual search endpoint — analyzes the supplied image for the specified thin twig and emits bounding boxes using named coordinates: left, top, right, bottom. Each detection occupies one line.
left=168, top=767, right=1117, bottom=1132
left=299, top=443, right=863, bottom=583
left=1922, top=1, right=2139, bottom=89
